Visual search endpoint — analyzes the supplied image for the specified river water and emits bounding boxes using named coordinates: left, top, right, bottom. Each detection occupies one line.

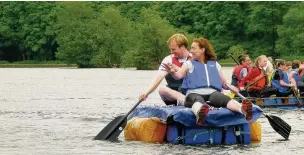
left=0, top=68, right=303, bottom=155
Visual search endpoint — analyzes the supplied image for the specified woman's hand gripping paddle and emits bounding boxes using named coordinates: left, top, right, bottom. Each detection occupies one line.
left=226, top=84, right=291, bottom=140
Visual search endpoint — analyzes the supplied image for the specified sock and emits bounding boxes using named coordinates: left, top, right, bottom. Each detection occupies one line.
left=192, top=102, right=203, bottom=116
left=239, top=107, right=243, bottom=114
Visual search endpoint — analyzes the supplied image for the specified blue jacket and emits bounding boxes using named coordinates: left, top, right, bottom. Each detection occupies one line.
left=271, top=69, right=290, bottom=93
left=181, top=60, right=222, bottom=92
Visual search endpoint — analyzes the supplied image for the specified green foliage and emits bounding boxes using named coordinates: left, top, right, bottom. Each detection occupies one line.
left=0, top=60, right=10, bottom=64
left=276, top=3, right=304, bottom=56
left=228, top=45, right=246, bottom=58
left=90, top=7, right=134, bottom=67
left=158, top=2, right=249, bottom=58
left=121, top=8, right=177, bottom=70
left=0, top=2, right=57, bottom=60
left=118, top=2, right=154, bottom=21
left=245, top=2, right=295, bottom=57
left=55, top=2, right=97, bottom=67
left=0, top=1, right=303, bottom=69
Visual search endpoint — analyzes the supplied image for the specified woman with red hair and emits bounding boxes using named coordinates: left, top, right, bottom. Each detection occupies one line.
left=163, top=37, right=252, bottom=126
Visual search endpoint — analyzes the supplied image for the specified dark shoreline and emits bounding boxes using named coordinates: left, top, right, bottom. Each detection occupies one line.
left=0, top=64, right=78, bottom=68
left=0, top=63, right=236, bottom=68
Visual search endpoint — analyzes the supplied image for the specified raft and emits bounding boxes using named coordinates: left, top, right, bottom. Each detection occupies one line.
left=124, top=105, right=263, bottom=145
left=234, top=97, right=304, bottom=109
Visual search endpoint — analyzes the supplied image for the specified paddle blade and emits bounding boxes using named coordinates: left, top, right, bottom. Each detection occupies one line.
left=94, top=115, right=127, bottom=141
left=265, top=114, right=291, bottom=140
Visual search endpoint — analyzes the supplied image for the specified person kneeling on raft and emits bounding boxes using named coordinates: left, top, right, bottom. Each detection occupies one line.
left=163, top=37, right=253, bottom=126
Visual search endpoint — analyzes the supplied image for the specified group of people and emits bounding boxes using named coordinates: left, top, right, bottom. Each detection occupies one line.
left=139, top=34, right=253, bottom=126
left=231, top=54, right=304, bottom=98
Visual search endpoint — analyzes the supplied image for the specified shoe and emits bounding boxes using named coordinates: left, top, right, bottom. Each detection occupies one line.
left=241, top=99, right=253, bottom=121
left=196, top=103, right=210, bottom=126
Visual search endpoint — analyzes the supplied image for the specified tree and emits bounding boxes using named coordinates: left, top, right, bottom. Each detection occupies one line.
left=245, top=2, right=294, bottom=57
left=121, top=8, right=177, bottom=70
left=228, top=45, right=246, bottom=58
left=90, top=7, right=135, bottom=67
left=55, top=2, right=97, bottom=67
left=276, top=3, right=304, bottom=56
left=0, top=2, right=57, bottom=61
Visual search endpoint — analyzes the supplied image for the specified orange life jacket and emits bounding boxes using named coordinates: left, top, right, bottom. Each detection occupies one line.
left=247, top=68, right=267, bottom=91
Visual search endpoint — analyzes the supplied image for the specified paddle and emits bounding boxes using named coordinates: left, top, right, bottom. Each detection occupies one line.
left=94, top=72, right=169, bottom=141
left=226, top=84, right=291, bottom=140
left=94, top=99, right=143, bottom=141
left=291, top=87, right=304, bottom=107
left=244, top=74, right=267, bottom=90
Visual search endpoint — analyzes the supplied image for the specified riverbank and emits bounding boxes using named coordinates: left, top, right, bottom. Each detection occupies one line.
left=0, top=60, right=77, bottom=68
left=0, top=64, right=78, bottom=68
left=0, top=55, right=302, bottom=68
left=0, top=63, right=236, bottom=68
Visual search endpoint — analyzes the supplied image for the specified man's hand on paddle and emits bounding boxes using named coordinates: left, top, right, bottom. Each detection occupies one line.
left=139, top=93, right=148, bottom=101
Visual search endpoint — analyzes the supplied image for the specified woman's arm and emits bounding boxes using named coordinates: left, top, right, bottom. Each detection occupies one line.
left=219, top=70, right=239, bottom=93
left=219, top=70, right=228, bottom=88
left=163, top=62, right=188, bottom=80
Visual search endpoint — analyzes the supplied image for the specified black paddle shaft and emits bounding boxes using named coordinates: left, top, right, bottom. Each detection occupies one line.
left=233, top=88, right=291, bottom=140
left=229, top=54, right=240, bottom=65
left=94, top=99, right=143, bottom=141
left=291, top=88, right=304, bottom=107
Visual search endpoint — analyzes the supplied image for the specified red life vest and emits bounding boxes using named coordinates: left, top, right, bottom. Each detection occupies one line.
left=165, top=55, right=192, bottom=91
left=171, top=55, right=192, bottom=67
left=232, top=65, right=249, bottom=87
left=247, top=68, right=267, bottom=91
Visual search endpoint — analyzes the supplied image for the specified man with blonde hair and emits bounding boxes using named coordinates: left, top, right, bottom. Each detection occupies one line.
left=139, top=34, right=192, bottom=105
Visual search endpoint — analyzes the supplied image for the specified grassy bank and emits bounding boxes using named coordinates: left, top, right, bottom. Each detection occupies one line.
left=1, top=55, right=302, bottom=68
left=0, top=60, right=77, bottom=68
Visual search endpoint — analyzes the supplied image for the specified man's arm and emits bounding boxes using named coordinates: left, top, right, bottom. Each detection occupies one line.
left=141, top=73, right=168, bottom=97
left=139, top=56, right=171, bottom=100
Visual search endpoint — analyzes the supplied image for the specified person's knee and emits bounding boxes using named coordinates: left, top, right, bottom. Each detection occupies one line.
left=158, top=87, right=169, bottom=96
left=184, top=93, right=204, bottom=108
left=209, top=92, right=230, bottom=107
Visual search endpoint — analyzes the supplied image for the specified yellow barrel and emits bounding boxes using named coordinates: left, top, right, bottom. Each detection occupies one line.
left=250, top=121, right=262, bottom=142
left=124, top=117, right=167, bottom=143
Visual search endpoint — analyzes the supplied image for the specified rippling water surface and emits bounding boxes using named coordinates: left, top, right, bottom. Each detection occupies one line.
left=0, top=68, right=303, bottom=155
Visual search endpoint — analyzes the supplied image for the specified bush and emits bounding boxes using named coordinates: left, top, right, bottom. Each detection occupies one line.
left=0, top=60, right=10, bottom=64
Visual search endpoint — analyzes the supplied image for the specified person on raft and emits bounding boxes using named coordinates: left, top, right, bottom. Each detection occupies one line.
left=271, top=60, right=298, bottom=97
left=139, top=34, right=192, bottom=106
left=231, top=54, right=252, bottom=87
left=162, top=37, right=253, bottom=126
left=238, top=55, right=277, bottom=98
